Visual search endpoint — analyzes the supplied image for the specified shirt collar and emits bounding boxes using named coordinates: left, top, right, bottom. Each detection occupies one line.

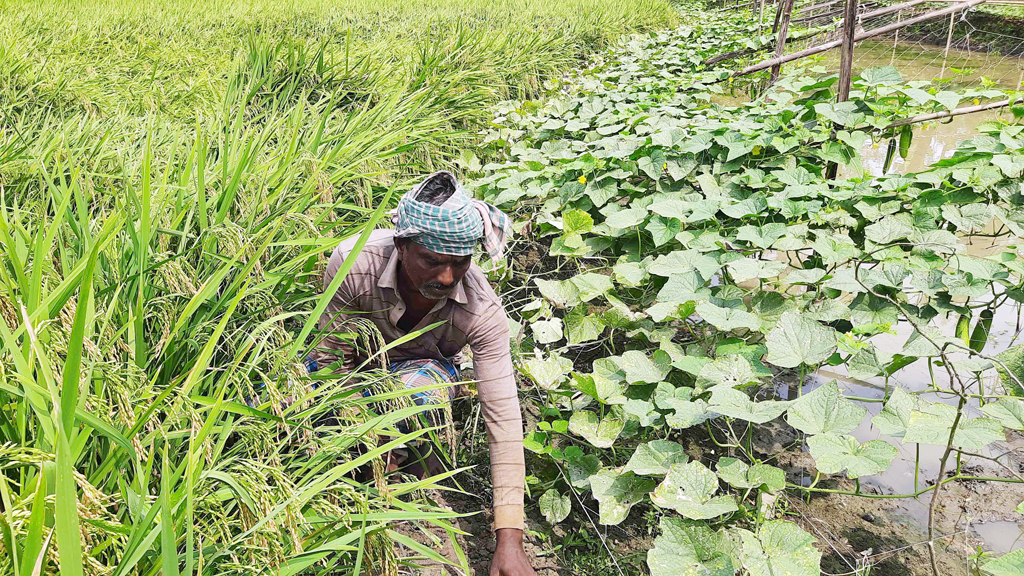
left=378, top=250, right=400, bottom=292
left=378, top=250, right=470, bottom=305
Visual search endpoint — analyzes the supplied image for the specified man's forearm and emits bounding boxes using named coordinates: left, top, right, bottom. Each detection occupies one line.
left=483, top=395, right=527, bottom=531
left=471, top=315, right=527, bottom=531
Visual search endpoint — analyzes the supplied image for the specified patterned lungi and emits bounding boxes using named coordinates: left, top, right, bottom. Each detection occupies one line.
left=387, top=358, right=460, bottom=405
left=304, top=356, right=459, bottom=403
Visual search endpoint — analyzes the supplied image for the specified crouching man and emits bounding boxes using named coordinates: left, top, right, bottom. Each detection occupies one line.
left=315, top=171, right=535, bottom=576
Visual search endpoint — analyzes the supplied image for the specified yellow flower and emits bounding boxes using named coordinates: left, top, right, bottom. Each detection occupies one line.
left=872, top=143, right=880, bottom=149
left=974, top=98, right=980, bottom=106
left=578, top=175, right=587, bottom=185
left=663, top=162, right=668, bottom=170
left=728, top=77, right=734, bottom=83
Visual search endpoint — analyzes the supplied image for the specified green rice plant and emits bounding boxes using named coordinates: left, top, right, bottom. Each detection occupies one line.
left=0, top=0, right=678, bottom=573
left=470, top=4, right=1024, bottom=575
left=0, top=113, right=464, bottom=575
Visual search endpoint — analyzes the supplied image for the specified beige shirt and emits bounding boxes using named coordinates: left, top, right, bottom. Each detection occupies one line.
left=315, top=229, right=525, bottom=531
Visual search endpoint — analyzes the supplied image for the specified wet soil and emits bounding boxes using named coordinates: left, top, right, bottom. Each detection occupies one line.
left=752, top=401, right=1024, bottom=575
left=392, top=485, right=562, bottom=576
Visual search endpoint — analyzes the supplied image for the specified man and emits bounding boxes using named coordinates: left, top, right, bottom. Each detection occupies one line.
left=315, top=171, right=535, bottom=576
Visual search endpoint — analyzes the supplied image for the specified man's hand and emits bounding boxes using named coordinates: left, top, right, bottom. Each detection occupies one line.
left=490, top=528, right=536, bottom=576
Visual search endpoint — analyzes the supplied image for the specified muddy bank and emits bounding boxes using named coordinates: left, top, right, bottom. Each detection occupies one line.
left=752, top=400, right=1024, bottom=575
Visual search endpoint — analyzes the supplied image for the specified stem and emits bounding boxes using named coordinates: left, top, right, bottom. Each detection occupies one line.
left=788, top=474, right=1022, bottom=498
left=915, top=443, right=920, bottom=493
left=927, top=395, right=967, bottom=576
left=706, top=421, right=741, bottom=449
left=978, top=373, right=985, bottom=407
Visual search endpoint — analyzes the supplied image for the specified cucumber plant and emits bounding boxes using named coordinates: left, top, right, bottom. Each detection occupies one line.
left=472, top=5, right=1024, bottom=575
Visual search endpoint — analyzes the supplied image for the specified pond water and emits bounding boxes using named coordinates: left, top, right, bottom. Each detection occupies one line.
left=792, top=215, right=1024, bottom=555
left=857, top=109, right=1002, bottom=175
left=801, top=42, right=1023, bottom=556
left=848, top=39, right=1022, bottom=176
left=722, top=39, right=1024, bottom=558
left=779, top=214, right=1024, bottom=553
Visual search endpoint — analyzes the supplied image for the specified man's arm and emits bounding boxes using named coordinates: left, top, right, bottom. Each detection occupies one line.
left=468, top=308, right=526, bottom=532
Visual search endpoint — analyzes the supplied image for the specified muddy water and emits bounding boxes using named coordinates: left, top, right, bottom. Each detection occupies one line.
left=790, top=238, right=1024, bottom=555
left=856, top=110, right=1001, bottom=176
left=732, top=39, right=1024, bottom=557
left=848, top=40, right=1024, bottom=176
left=804, top=42, right=1024, bottom=555
left=821, top=39, right=1024, bottom=91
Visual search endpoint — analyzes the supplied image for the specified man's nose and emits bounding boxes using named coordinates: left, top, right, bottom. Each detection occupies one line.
left=436, top=266, right=454, bottom=286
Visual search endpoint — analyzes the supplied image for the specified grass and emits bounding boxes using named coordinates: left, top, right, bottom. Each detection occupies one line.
left=0, top=0, right=676, bottom=574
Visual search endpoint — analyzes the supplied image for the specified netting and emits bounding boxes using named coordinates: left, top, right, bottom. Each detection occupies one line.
left=756, top=0, right=1024, bottom=91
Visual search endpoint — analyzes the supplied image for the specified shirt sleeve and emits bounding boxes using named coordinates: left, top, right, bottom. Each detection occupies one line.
left=469, top=306, right=526, bottom=532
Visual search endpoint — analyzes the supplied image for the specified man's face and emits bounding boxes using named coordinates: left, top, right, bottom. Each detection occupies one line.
left=396, top=239, right=472, bottom=300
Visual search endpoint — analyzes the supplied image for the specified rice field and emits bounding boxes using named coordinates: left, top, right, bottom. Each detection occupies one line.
left=0, top=1, right=677, bottom=574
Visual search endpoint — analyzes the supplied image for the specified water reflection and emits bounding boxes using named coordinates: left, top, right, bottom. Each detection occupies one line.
left=857, top=110, right=1004, bottom=176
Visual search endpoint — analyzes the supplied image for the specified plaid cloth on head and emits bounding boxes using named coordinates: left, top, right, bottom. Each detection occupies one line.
left=392, top=171, right=511, bottom=265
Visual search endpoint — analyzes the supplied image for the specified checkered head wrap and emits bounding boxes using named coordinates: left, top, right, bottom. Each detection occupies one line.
left=392, top=171, right=511, bottom=265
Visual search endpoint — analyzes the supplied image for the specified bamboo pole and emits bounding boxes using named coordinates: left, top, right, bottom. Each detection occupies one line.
left=837, top=0, right=859, bottom=102
left=705, top=29, right=818, bottom=66
left=771, top=0, right=797, bottom=82
left=703, top=0, right=930, bottom=67
left=732, top=0, right=986, bottom=78
left=795, top=0, right=843, bottom=13
left=828, top=0, right=859, bottom=180
left=892, top=9, right=901, bottom=64
left=791, top=3, right=878, bottom=24
left=859, top=0, right=930, bottom=20
left=791, top=0, right=918, bottom=25
left=885, top=98, right=1022, bottom=128
left=760, top=0, right=767, bottom=29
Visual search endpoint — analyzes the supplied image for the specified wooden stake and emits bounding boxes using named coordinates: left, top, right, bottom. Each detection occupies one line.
left=838, top=0, right=859, bottom=103
left=828, top=0, right=858, bottom=180
left=760, top=0, right=767, bottom=30
left=944, top=10, right=956, bottom=60
left=771, top=0, right=796, bottom=82
left=732, top=0, right=987, bottom=78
